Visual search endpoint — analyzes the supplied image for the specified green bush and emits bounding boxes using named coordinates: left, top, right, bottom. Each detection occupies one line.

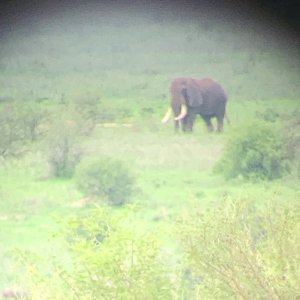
left=284, top=110, right=300, bottom=177
left=21, top=102, right=47, bottom=142
left=0, top=102, right=28, bottom=158
left=176, top=197, right=300, bottom=299
left=215, top=121, right=289, bottom=181
left=76, top=157, right=135, bottom=205
left=14, top=197, right=300, bottom=299
left=255, top=107, right=280, bottom=123
left=0, top=101, right=47, bottom=158
left=14, top=207, right=175, bottom=300
left=47, top=119, right=83, bottom=178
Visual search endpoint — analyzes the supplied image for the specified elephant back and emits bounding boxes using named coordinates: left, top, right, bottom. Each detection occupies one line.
left=197, top=78, right=227, bottom=103
left=185, top=79, right=205, bottom=107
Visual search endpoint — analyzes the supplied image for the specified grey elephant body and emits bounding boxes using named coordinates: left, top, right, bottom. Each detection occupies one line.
left=170, top=77, right=228, bottom=132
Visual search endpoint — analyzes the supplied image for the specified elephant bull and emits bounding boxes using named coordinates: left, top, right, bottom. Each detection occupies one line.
left=162, top=78, right=228, bottom=132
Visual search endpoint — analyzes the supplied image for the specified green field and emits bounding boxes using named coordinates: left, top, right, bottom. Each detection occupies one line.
left=0, top=4, right=299, bottom=299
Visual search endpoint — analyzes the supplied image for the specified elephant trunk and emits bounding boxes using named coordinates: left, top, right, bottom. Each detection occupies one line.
left=174, top=104, right=188, bottom=121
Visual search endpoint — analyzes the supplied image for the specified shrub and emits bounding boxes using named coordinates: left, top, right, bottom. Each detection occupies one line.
left=76, top=157, right=135, bottom=205
left=73, top=96, right=99, bottom=118
left=215, top=121, right=289, bottom=181
left=176, top=197, right=300, bottom=299
left=0, top=101, right=47, bottom=158
left=72, top=96, right=100, bottom=131
left=255, top=107, right=280, bottom=123
left=14, top=207, right=175, bottom=300
left=0, top=103, right=28, bottom=158
left=47, top=120, right=83, bottom=178
left=14, top=197, right=300, bottom=299
left=284, top=110, right=300, bottom=177
left=21, top=102, right=47, bottom=142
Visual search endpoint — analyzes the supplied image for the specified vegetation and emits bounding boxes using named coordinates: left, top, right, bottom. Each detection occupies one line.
left=0, top=101, right=44, bottom=158
left=0, top=3, right=299, bottom=299
left=12, top=198, right=300, bottom=299
left=75, top=157, right=135, bottom=206
left=176, top=198, right=300, bottom=299
left=13, top=207, right=176, bottom=300
left=46, top=117, right=83, bottom=178
left=215, top=121, right=289, bottom=181
left=284, top=110, right=300, bottom=177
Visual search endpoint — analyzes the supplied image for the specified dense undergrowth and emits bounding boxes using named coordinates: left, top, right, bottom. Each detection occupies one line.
left=12, top=198, right=300, bottom=300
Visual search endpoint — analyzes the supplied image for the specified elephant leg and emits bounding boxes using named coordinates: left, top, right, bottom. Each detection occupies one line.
left=174, top=120, right=180, bottom=132
left=216, top=117, right=224, bottom=132
left=202, top=116, right=214, bottom=132
left=216, top=102, right=226, bottom=132
left=182, top=113, right=196, bottom=132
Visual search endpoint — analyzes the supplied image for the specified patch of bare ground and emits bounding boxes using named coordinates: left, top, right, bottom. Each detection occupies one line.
left=68, top=195, right=97, bottom=208
left=0, top=214, right=27, bottom=221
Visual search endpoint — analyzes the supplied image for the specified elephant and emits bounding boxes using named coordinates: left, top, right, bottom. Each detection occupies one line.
left=162, top=77, right=228, bottom=132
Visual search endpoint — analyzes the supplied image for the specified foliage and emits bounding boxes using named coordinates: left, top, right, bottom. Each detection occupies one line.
left=12, top=197, right=300, bottom=299
left=47, top=118, right=83, bottom=178
left=215, top=121, right=289, bottom=181
left=284, top=110, right=300, bottom=177
left=255, top=107, right=280, bottom=123
left=0, top=101, right=47, bottom=159
left=0, top=103, right=27, bottom=158
left=71, top=96, right=100, bottom=131
left=75, top=157, right=135, bottom=206
left=21, top=102, right=48, bottom=142
left=14, top=206, right=176, bottom=300
left=175, top=197, right=300, bottom=299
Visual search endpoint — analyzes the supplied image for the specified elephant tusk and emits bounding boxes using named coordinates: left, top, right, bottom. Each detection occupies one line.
left=161, top=108, right=172, bottom=123
left=174, top=104, right=187, bottom=121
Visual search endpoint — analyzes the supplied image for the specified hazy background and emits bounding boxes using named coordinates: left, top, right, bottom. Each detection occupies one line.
left=0, top=0, right=299, bottom=108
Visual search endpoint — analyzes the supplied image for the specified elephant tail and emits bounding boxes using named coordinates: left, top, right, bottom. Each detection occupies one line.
left=225, top=113, right=230, bottom=125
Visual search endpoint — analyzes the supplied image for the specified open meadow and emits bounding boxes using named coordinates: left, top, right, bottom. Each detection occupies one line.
left=0, top=2, right=299, bottom=299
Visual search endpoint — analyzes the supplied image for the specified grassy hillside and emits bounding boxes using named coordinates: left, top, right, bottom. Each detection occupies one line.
left=1, top=6, right=299, bottom=104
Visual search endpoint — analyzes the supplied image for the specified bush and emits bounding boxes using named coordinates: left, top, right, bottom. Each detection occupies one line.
left=0, top=103, right=28, bottom=158
left=176, top=197, right=300, bottom=299
left=215, top=121, right=289, bottom=181
left=47, top=119, right=83, bottom=178
left=70, top=96, right=100, bottom=133
left=0, top=101, right=47, bottom=158
left=255, top=107, right=280, bottom=123
left=21, top=102, right=47, bottom=142
left=14, top=197, right=300, bottom=299
left=76, top=157, right=135, bottom=205
left=14, top=207, right=175, bottom=300
left=284, top=110, right=300, bottom=177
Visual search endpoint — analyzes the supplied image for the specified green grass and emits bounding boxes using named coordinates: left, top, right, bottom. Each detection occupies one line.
left=1, top=99, right=299, bottom=289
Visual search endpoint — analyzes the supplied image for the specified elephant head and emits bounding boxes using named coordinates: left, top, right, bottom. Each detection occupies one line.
left=162, top=77, right=228, bottom=132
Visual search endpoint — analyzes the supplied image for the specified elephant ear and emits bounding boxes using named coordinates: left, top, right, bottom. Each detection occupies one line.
left=185, top=81, right=203, bottom=107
